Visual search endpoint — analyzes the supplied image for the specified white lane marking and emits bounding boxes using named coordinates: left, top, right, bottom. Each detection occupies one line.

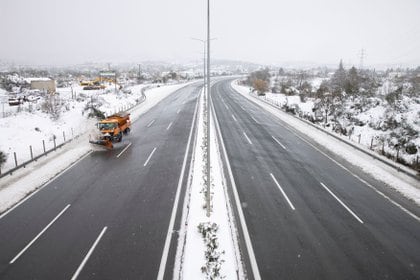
left=221, top=99, right=229, bottom=110
left=147, top=119, right=155, bottom=127
left=0, top=152, right=92, bottom=220
left=177, top=109, right=181, bottom=114
left=143, top=147, right=157, bottom=167
left=320, top=182, right=364, bottom=224
left=251, top=116, right=260, bottom=124
left=240, top=105, right=246, bottom=110
left=211, top=97, right=262, bottom=280
left=272, top=135, right=286, bottom=150
left=71, top=226, right=107, bottom=280
left=270, top=173, right=296, bottom=210
left=280, top=124, right=420, bottom=223
left=182, top=100, right=186, bottom=105
left=116, top=142, right=132, bottom=158
left=157, top=92, right=200, bottom=280
left=231, top=114, right=238, bottom=122
left=243, top=132, right=253, bottom=145
left=166, top=122, right=173, bottom=130
left=10, top=204, right=71, bottom=264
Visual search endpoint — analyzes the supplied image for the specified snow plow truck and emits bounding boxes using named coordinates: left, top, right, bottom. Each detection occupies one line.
left=89, top=112, right=131, bottom=149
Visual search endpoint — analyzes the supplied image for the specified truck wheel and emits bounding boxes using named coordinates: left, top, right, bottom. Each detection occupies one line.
left=124, top=128, right=130, bottom=134
left=117, top=132, right=122, bottom=142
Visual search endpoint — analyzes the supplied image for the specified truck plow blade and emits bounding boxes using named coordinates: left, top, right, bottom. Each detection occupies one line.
left=89, top=139, right=113, bottom=150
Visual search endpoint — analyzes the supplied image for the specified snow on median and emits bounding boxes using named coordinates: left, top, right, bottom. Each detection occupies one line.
left=175, top=90, right=242, bottom=279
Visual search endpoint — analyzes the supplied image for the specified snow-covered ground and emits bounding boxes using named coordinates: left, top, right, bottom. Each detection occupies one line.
left=0, top=82, right=193, bottom=214
left=232, top=81, right=420, bottom=207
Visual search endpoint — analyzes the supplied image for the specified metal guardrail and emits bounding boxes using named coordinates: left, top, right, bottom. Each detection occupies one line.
left=0, top=87, right=148, bottom=179
left=242, top=87, right=420, bottom=181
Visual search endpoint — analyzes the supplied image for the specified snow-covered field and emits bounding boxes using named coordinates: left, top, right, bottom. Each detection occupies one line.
left=233, top=81, right=420, bottom=207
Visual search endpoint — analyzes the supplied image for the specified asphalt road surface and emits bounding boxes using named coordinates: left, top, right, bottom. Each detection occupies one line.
left=211, top=79, right=420, bottom=280
left=0, top=82, right=202, bottom=280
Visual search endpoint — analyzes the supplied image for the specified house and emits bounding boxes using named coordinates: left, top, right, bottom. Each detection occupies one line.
left=27, top=78, right=56, bottom=94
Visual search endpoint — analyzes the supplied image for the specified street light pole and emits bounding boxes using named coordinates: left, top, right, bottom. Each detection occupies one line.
left=206, top=0, right=211, bottom=217
left=190, top=0, right=212, bottom=216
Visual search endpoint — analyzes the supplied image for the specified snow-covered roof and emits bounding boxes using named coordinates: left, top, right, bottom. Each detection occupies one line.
left=25, top=77, right=53, bottom=83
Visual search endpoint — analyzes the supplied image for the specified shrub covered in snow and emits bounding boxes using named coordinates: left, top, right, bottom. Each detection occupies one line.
left=198, top=222, right=225, bottom=279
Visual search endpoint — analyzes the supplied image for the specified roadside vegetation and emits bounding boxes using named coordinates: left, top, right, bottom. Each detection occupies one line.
left=244, top=63, right=420, bottom=169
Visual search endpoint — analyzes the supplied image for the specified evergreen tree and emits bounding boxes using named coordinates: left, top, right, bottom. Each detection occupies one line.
left=345, top=66, right=360, bottom=94
left=331, top=59, right=347, bottom=93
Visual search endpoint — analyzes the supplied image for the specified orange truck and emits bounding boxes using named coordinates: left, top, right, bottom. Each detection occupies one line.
left=90, top=112, right=131, bottom=149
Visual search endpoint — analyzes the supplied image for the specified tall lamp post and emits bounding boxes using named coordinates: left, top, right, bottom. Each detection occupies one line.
left=191, top=0, right=212, bottom=217
left=206, top=0, right=211, bottom=217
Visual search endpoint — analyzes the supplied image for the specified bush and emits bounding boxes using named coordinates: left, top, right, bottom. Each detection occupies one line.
left=405, top=143, right=418, bottom=155
left=87, top=106, right=106, bottom=119
left=253, top=79, right=268, bottom=95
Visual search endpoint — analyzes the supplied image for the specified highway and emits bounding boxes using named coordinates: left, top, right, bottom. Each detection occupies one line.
left=0, top=78, right=419, bottom=280
left=211, top=79, right=420, bottom=279
left=0, top=83, right=202, bottom=280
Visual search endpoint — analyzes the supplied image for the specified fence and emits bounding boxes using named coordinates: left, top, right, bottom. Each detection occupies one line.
left=0, top=128, right=79, bottom=178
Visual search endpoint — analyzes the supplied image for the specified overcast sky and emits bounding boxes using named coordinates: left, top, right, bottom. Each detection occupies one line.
left=1, top=0, right=419, bottom=67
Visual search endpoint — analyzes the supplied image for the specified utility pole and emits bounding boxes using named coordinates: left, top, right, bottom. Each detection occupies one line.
left=359, top=48, right=366, bottom=70
left=206, top=0, right=211, bottom=217
left=138, top=64, right=142, bottom=83
left=114, top=72, right=117, bottom=94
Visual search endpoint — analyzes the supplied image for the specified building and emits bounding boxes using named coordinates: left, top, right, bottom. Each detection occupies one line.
left=28, top=78, right=56, bottom=94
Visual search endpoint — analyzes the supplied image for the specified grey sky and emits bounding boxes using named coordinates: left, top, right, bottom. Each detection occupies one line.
left=1, top=0, right=419, bottom=66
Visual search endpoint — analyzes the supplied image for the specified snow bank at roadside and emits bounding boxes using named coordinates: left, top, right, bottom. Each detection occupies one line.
left=0, top=82, right=193, bottom=214
left=232, top=81, right=420, bottom=205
